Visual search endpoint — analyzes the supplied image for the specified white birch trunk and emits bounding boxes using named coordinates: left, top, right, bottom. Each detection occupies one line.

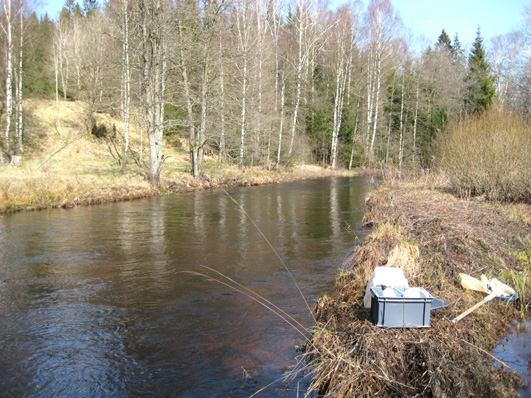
left=15, top=8, right=23, bottom=154
left=349, top=100, right=360, bottom=170
left=413, top=81, right=419, bottom=164
left=398, top=73, right=405, bottom=171
left=288, top=22, right=304, bottom=160
left=218, top=32, right=226, bottom=164
left=239, top=56, right=247, bottom=168
left=365, top=49, right=374, bottom=155
left=3, top=0, right=13, bottom=162
left=369, top=52, right=381, bottom=159
left=276, top=76, right=285, bottom=168
left=54, top=50, right=61, bottom=136
left=122, top=0, right=131, bottom=168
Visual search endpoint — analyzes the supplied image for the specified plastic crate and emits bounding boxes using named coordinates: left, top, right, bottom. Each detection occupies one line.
left=369, top=287, right=432, bottom=328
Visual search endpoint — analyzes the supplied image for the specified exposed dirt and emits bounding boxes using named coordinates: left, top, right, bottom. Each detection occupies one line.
left=304, top=176, right=531, bottom=397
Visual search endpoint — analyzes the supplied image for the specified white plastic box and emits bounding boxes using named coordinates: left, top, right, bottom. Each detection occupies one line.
left=363, top=267, right=409, bottom=308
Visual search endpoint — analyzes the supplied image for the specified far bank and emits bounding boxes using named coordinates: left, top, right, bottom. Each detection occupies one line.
left=0, top=162, right=372, bottom=214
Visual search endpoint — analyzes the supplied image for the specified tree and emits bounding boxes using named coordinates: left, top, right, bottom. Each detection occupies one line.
left=329, top=5, right=358, bottom=168
left=466, top=27, right=496, bottom=113
left=139, top=0, right=167, bottom=185
left=363, top=0, right=401, bottom=162
left=437, top=29, right=452, bottom=53
left=1, top=0, right=14, bottom=164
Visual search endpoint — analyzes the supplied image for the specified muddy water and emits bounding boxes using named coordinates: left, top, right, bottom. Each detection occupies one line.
left=0, top=177, right=372, bottom=397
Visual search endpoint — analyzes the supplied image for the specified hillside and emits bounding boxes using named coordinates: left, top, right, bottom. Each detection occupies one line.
left=0, top=99, right=354, bottom=214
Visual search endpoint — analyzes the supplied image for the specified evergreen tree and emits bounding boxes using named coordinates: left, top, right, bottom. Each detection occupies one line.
left=437, top=29, right=453, bottom=53
left=23, top=13, right=55, bottom=97
left=466, top=27, right=496, bottom=112
left=83, top=0, right=98, bottom=17
left=452, top=33, right=464, bottom=63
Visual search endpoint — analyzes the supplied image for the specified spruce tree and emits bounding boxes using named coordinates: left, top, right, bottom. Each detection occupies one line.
left=466, top=27, right=496, bottom=112
left=452, top=33, right=464, bottom=63
left=437, top=29, right=453, bottom=53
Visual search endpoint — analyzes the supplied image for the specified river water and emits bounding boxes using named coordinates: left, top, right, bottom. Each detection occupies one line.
left=0, top=176, right=372, bottom=397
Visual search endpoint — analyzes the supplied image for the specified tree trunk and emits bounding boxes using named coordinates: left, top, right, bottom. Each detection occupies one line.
left=218, top=32, right=226, bottom=164
left=54, top=51, right=62, bottom=136
left=3, top=0, right=13, bottom=162
left=239, top=55, right=247, bottom=168
left=140, top=0, right=165, bottom=185
left=276, top=75, right=285, bottom=168
left=385, top=76, right=395, bottom=164
left=198, top=57, right=209, bottom=175
left=369, top=52, right=381, bottom=161
left=398, top=72, right=405, bottom=172
left=288, top=25, right=303, bottom=161
left=365, top=49, right=374, bottom=155
left=122, top=0, right=131, bottom=168
left=413, top=81, right=419, bottom=165
left=178, top=21, right=199, bottom=178
left=15, top=8, right=23, bottom=154
left=236, top=5, right=250, bottom=169
left=349, top=99, right=360, bottom=170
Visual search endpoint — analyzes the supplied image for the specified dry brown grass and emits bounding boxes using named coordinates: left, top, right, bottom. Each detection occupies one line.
left=1, top=99, right=359, bottom=213
left=304, top=175, right=531, bottom=397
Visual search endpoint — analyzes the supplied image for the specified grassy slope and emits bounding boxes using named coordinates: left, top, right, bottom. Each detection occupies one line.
left=304, top=173, right=531, bottom=397
left=0, top=99, right=354, bottom=213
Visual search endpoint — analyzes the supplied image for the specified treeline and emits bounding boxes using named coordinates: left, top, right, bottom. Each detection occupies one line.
left=1, top=0, right=530, bottom=183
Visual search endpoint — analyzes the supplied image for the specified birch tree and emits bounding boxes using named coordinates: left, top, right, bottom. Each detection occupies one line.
left=1, top=0, right=14, bottom=163
left=14, top=4, right=24, bottom=154
left=234, top=0, right=254, bottom=168
left=139, top=0, right=167, bottom=184
left=121, top=0, right=131, bottom=167
left=329, top=5, right=358, bottom=168
left=363, top=0, right=400, bottom=162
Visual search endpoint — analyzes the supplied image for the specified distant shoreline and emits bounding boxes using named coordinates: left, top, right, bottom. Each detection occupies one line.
left=0, top=164, right=380, bottom=215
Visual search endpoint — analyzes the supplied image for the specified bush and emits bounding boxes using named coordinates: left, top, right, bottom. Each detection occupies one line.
left=438, top=104, right=531, bottom=202
left=91, top=122, right=108, bottom=138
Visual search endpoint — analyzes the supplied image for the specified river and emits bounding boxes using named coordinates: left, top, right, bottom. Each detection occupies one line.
left=0, top=176, right=372, bottom=397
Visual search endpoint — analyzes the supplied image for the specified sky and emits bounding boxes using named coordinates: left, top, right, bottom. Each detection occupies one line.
left=40, top=0, right=528, bottom=48
left=388, top=0, right=528, bottom=48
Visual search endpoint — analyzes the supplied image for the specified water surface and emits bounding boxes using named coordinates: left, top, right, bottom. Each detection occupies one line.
left=0, top=177, right=371, bottom=397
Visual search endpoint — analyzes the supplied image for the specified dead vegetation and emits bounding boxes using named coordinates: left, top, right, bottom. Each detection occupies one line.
left=303, top=174, right=531, bottom=397
left=1, top=99, right=356, bottom=214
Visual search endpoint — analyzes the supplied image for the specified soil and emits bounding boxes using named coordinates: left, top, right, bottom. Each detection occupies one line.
left=303, top=175, right=531, bottom=397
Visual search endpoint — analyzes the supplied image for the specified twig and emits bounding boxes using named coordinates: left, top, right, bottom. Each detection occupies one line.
left=180, top=270, right=309, bottom=339
left=197, top=265, right=309, bottom=334
left=36, top=132, right=85, bottom=170
left=459, top=338, right=509, bottom=368
left=223, top=189, right=317, bottom=324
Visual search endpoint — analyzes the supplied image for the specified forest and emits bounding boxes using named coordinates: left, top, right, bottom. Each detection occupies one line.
left=0, top=0, right=530, bottom=185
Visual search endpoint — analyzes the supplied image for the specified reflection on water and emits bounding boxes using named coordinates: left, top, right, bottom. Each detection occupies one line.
left=0, top=177, right=371, bottom=397
left=494, top=320, right=531, bottom=394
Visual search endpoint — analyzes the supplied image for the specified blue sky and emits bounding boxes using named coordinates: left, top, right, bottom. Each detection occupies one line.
left=389, top=0, right=528, bottom=47
left=40, top=0, right=528, bottom=47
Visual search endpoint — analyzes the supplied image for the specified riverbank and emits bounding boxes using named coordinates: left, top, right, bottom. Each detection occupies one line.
left=0, top=162, right=359, bottom=214
left=304, top=172, right=531, bottom=397
left=0, top=99, right=366, bottom=214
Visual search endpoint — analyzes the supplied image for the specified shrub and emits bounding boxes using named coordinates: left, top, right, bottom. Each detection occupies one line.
left=438, top=104, right=531, bottom=202
left=91, top=121, right=108, bottom=138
